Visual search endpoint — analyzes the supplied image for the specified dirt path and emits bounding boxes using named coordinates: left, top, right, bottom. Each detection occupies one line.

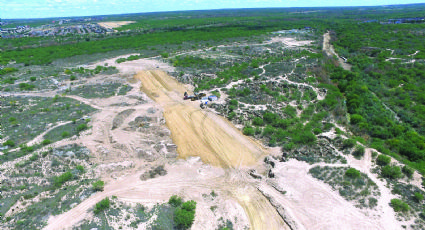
left=26, top=121, right=72, bottom=146
left=323, top=32, right=352, bottom=71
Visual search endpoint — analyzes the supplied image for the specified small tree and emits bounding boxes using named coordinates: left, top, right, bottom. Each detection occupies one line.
left=413, top=192, right=424, bottom=203
left=345, top=168, right=361, bottom=179
left=352, top=145, right=365, bottom=159
left=3, top=140, right=15, bottom=147
left=61, top=131, right=70, bottom=138
left=342, top=138, right=356, bottom=148
left=402, top=165, right=414, bottom=179
left=376, top=155, right=391, bottom=166
left=94, top=197, right=110, bottom=214
left=243, top=126, right=255, bottom=136
left=92, top=180, right=105, bottom=192
left=174, top=200, right=197, bottom=229
left=390, top=199, right=409, bottom=212
left=168, top=195, right=183, bottom=207
left=42, top=139, right=51, bottom=145
left=381, top=165, right=402, bottom=180
left=252, top=117, right=264, bottom=126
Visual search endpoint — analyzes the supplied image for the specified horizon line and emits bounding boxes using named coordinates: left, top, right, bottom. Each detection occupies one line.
left=1, top=3, right=424, bottom=20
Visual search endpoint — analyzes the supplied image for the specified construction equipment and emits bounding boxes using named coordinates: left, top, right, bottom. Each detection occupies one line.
left=190, top=92, right=206, bottom=101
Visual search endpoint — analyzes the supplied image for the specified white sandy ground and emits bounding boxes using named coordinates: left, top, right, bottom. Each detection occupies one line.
left=1, top=34, right=412, bottom=230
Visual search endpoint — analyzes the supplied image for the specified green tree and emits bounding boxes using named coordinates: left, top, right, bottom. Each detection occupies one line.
left=243, top=126, right=255, bottom=136
left=94, top=197, right=110, bottom=214
left=168, top=195, right=183, bottom=207
left=92, top=180, right=105, bottom=191
left=342, top=138, right=356, bottom=148
left=381, top=165, right=402, bottom=180
left=53, top=171, right=73, bottom=187
left=353, top=145, right=365, bottom=158
left=345, top=168, right=361, bottom=179
left=390, top=199, right=409, bottom=212
left=402, top=165, right=414, bottom=179
left=252, top=117, right=264, bottom=126
left=3, top=140, right=15, bottom=147
left=376, top=155, right=391, bottom=166
left=174, top=200, right=197, bottom=229
left=413, top=192, right=424, bottom=203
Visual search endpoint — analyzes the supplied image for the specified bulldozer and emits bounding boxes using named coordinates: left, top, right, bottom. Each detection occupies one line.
left=184, top=91, right=206, bottom=101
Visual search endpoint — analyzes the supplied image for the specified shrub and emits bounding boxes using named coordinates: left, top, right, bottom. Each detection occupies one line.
left=390, top=199, right=409, bottom=212
left=243, top=126, right=255, bottom=136
left=30, top=76, right=36, bottom=81
left=3, top=140, right=15, bottom=147
left=42, top=139, right=51, bottom=145
left=64, top=69, right=72, bottom=74
left=76, top=123, right=88, bottom=132
left=402, top=165, right=414, bottom=179
left=18, top=83, right=35, bottom=90
left=381, top=165, right=402, bottom=180
left=61, top=131, right=70, bottom=138
left=160, top=53, right=169, bottom=58
left=353, top=145, right=365, bottom=158
left=293, top=130, right=316, bottom=145
left=94, top=197, right=110, bottom=214
left=342, top=138, right=356, bottom=148
left=168, top=195, right=183, bottom=207
left=252, top=117, right=264, bottom=126
left=174, top=200, right=197, bottom=229
left=345, top=168, right=361, bottom=179
left=92, top=180, right=105, bottom=192
left=313, top=128, right=322, bottom=135
left=53, top=171, right=73, bottom=187
left=70, top=75, right=77, bottom=81
left=181, top=200, right=196, bottom=211
left=229, top=99, right=238, bottom=106
left=376, top=155, right=391, bottom=166
left=413, top=192, right=424, bottom=203
left=350, top=114, right=363, bottom=124
left=76, top=165, right=85, bottom=173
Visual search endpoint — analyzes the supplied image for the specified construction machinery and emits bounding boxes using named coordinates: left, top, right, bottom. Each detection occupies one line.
left=184, top=91, right=206, bottom=101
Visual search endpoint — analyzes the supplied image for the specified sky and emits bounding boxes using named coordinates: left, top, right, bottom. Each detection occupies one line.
left=1, top=0, right=424, bottom=19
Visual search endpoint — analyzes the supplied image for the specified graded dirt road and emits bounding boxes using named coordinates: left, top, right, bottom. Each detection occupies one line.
left=323, top=31, right=352, bottom=71
left=135, top=70, right=265, bottom=168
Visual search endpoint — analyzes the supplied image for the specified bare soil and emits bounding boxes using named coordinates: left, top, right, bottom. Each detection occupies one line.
left=97, top=21, right=135, bottom=30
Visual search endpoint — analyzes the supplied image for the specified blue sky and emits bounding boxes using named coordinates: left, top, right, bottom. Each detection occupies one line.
left=1, top=0, right=424, bottom=19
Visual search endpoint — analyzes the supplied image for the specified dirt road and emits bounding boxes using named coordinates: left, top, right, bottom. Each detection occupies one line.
left=323, top=32, right=352, bottom=71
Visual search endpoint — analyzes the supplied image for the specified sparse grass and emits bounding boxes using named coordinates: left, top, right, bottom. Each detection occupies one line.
left=68, top=83, right=122, bottom=98
left=309, top=166, right=380, bottom=208
left=1, top=96, right=96, bottom=148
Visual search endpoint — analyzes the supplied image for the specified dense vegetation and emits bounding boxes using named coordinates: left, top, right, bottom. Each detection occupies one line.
left=328, top=10, right=425, bottom=173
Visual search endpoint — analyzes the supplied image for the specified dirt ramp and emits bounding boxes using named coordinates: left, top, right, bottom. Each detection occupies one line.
left=135, top=70, right=265, bottom=168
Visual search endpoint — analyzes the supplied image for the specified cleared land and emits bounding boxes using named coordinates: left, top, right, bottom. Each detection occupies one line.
left=135, top=70, right=266, bottom=168
left=97, top=21, right=136, bottom=30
